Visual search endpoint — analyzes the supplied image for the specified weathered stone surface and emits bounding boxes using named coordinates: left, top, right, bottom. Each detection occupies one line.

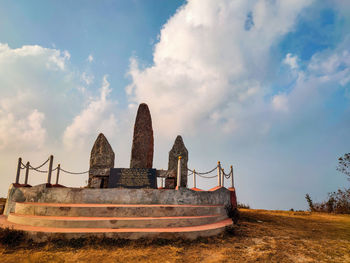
left=88, top=133, right=115, bottom=188
left=168, top=135, right=188, bottom=187
left=165, top=177, right=176, bottom=189
left=4, top=184, right=232, bottom=216
left=156, top=169, right=176, bottom=178
left=108, top=168, right=157, bottom=189
left=89, top=133, right=115, bottom=168
left=156, top=169, right=176, bottom=189
left=89, top=177, right=109, bottom=189
left=130, top=103, right=154, bottom=169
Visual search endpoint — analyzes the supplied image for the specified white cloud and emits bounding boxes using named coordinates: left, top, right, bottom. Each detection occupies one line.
left=284, top=53, right=299, bottom=70
left=0, top=103, right=46, bottom=150
left=81, top=72, right=94, bottom=85
left=282, top=38, right=350, bottom=112
left=88, top=54, right=94, bottom=63
left=0, top=43, right=70, bottom=73
left=0, top=43, right=80, bottom=151
left=0, top=43, right=109, bottom=194
left=272, top=94, right=288, bottom=112
left=126, top=0, right=314, bottom=136
left=63, top=75, right=118, bottom=149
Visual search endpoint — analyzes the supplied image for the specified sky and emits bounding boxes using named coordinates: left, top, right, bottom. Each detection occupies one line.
left=0, top=0, right=349, bottom=210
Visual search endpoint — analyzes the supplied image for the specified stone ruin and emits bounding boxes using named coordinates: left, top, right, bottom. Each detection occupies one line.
left=88, top=133, right=115, bottom=188
left=130, top=103, right=154, bottom=169
left=167, top=135, right=188, bottom=188
left=88, top=103, right=188, bottom=189
left=3, top=102, right=237, bottom=241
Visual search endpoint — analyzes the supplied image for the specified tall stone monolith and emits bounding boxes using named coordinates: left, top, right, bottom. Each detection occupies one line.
left=168, top=135, right=188, bottom=187
left=88, top=133, right=115, bottom=188
left=130, top=103, right=154, bottom=169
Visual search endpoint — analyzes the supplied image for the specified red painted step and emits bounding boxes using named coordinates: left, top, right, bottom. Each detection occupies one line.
left=17, top=202, right=223, bottom=207
left=0, top=215, right=232, bottom=233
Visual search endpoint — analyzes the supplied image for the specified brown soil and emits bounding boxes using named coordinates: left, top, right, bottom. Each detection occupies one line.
left=0, top=198, right=6, bottom=215
left=0, top=209, right=349, bottom=263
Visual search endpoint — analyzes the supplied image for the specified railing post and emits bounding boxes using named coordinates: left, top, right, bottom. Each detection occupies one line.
left=221, top=168, right=224, bottom=187
left=55, top=164, right=61, bottom=185
left=217, top=161, right=221, bottom=187
left=193, top=169, right=196, bottom=188
left=47, top=155, right=54, bottom=184
left=24, top=162, right=30, bottom=185
left=231, top=165, right=234, bottom=188
left=15, top=157, right=22, bottom=184
left=176, top=156, right=182, bottom=189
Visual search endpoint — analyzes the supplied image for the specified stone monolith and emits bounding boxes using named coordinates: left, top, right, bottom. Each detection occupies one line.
left=168, top=135, right=188, bottom=187
left=130, top=103, right=154, bottom=169
left=88, top=133, right=115, bottom=188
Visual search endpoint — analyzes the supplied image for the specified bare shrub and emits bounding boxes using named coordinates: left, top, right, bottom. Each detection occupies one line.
left=237, top=203, right=250, bottom=209
left=0, top=227, right=26, bottom=247
left=305, top=188, right=350, bottom=214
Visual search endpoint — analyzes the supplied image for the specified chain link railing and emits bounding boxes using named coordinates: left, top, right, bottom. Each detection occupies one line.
left=28, top=163, right=48, bottom=173
left=222, top=168, right=231, bottom=179
left=14, top=155, right=89, bottom=186
left=60, top=168, right=89, bottom=175
left=184, top=160, right=234, bottom=189
left=14, top=155, right=235, bottom=190
left=29, top=158, right=50, bottom=170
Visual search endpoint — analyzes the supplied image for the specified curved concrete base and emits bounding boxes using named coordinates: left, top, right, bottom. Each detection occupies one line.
left=4, top=184, right=232, bottom=216
left=1, top=184, right=235, bottom=241
left=14, top=202, right=226, bottom=217
left=0, top=215, right=232, bottom=242
left=8, top=212, right=227, bottom=228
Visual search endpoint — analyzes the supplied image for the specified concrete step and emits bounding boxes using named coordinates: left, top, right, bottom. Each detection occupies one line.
left=8, top=213, right=227, bottom=228
left=0, top=215, right=233, bottom=241
left=15, top=202, right=227, bottom=217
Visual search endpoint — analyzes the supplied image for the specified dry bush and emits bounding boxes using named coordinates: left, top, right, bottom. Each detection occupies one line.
left=0, top=227, right=26, bottom=247
left=237, top=203, right=250, bottom=209
left=306, top=188, right=350, bottom=214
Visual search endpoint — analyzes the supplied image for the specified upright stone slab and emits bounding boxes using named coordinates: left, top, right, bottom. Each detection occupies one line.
left=130, top=103, right=154, bottom=169
left=168, top=135, right=188, bottom=187
left=88, top=133, right=115, bottom=188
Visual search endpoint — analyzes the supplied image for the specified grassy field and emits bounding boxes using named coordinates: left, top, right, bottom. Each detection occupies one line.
left=0, top=209, right=349, bottom=263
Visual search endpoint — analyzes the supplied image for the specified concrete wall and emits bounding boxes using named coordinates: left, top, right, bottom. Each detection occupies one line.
left=4, top=184, right=232, bottom=216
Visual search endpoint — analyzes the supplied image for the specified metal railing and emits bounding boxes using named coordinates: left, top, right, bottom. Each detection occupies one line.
left=177, top=156, right=235, bottom=190
left=15, top=155, right=89, bottom=186
left=14, top=155, right=235, bottom=190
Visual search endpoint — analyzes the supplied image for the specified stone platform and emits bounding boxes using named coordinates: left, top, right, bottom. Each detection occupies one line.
left=1, top=184, right=235, bottom=241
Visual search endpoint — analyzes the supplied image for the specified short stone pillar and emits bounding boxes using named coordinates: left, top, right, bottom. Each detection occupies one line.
left=168, top=135, right=188, bottom=187
left=88, top=133, right=115, bottom=188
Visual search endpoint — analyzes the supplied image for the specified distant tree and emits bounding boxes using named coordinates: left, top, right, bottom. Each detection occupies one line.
left=305, top=194, right=314, bottom=212
left=337, top=153, right=350, bottom=180
left=304, top=154, right=350, bottom=214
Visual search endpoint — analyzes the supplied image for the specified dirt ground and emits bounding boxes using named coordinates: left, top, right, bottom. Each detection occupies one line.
left=0, top=209, right=349, bottom=263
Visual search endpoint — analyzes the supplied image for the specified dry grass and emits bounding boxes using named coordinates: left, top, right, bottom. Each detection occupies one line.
left=1, top=209, right=349, bottom=263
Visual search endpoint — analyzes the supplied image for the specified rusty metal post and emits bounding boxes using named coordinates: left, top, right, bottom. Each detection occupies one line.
left=176, top=156, right=182, bottom=189
left=193, top=169, right=196, bottom=188
left=231, top=165, right=234, bottom=188
left=55, top=164, right=61, bottom=185
left=221, top=168, right=224, bottom=187
left=24, top=162, right=30, bottom=185
left=15, top=157, right=22, bottom=184
left=217, top=161, right=221, bottom=186
left=47, top=155, right=54, bottom=184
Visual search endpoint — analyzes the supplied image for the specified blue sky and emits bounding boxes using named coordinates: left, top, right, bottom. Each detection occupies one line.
left=0, top=0, right=349, bottom=210
left=0, top=0, right=185, bottom=106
